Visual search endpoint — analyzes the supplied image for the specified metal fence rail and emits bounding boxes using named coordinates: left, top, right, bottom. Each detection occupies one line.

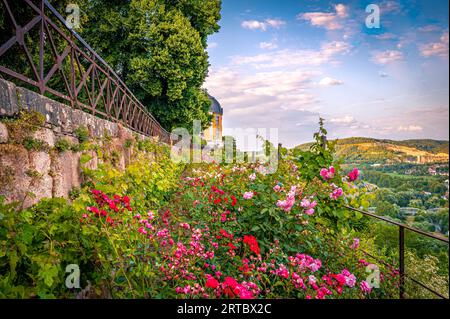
left=345, top=205, right=449, bottom=299
left=0, top=0, right=171, bottom=143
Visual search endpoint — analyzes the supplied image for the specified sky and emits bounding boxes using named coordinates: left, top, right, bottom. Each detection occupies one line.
left=204, top=0, right=449, bottom=148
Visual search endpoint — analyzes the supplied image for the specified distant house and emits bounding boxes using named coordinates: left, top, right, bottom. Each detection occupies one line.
left=428, top=166, right=437, bottom=175
left=203, top=95, right=223, bottom=145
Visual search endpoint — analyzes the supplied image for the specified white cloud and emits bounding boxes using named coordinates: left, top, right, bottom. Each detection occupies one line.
left=204, top=67, right=325, bottom=148
left=241, top=20, right=266, bottom=31
left=241, top=19, right=286, bottom=31
left=265, top=19, right=286, bottom=28
left=330, top=115, right=354, bottom=123
left=208, top=42, right=218, bottom=49
left=420, top=32, right=449, bottom=57
left=397, top=125, right=423, bottom=132
left=259, top=42, right=278, bottom=50
left=418, top=25, right=442, bottom=33
left=319, top=77, right=344, bottom=86
left=374, top=33, right=397, bottom=40
left=232, top=41, right=351, bottom=69
left=379, top=1, right=403, bottom=14
left=335, top=4, right=348, bottom=18
left=371, top=50, right=404, bottom=65
left=298, top=4, right=348, bottom=30
left=379, top=71, right=389, bottom=78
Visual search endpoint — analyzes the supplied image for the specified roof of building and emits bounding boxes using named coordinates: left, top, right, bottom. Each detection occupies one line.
left=208, top=94, right=223, bottom=115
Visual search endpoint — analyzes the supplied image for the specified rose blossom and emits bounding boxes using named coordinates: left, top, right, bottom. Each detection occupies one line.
left=243, top=192, right=254, bottom=200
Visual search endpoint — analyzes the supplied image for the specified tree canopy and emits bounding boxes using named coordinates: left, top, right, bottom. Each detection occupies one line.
left=0, top=0, right=222, bottom=132
left=79, top=0, right=221, bottom=131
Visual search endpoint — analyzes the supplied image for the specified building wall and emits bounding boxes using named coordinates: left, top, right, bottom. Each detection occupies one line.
left=203, top=113, right=223, bottom=142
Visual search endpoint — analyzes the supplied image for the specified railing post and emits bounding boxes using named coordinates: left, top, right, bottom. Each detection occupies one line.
left=39, top=0, right=45, bottom=95
left=399, top=226, right=405, bottom=299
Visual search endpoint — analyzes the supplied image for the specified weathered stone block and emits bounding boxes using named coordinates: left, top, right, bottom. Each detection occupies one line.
left=30, top=151, right=51, bottom=175
left=33, top=128, right=55, bottom=147
left=52, top=151, right=81, bottom=198
left=0, top=144, right=30, bottom=203
left=0, top=122, right=8, bottom=143
left=0, top=79, right=18, bottom=115
left=23, top=174, right=53, bottom=208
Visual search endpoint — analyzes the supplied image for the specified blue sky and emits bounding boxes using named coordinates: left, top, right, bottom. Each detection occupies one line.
left=204, top=0, right=449, bottom=148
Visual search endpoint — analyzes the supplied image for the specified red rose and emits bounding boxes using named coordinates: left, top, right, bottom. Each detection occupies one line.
left=206, top=277, right=219, bottom=289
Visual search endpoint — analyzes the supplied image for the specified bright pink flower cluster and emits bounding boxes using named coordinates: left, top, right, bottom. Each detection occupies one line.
left=348, top=168, right=360, bottom=182
left=350, top=238, right=360, bottom=249
left=300, top=197, right=317, bottom=215
left=276, top=186, right=297, bottom=212
left=360, top=280, right=372, bottom=294
left=243, top=191, right=254, bottom=200
left=330, top=184, right=344, bottom=200
left=289, top=253, right=322, bottom=273
left=320, top=166, right=335, bottom=181
left=193, top=275, right=257, bottom=299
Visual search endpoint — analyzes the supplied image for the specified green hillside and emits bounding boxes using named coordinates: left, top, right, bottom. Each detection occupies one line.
left=294, top=137, right=449, bottom=164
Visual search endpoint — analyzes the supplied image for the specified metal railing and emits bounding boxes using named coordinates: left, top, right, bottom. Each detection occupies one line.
left=345, top=205, right=449, bottom=299
left=0, top=0, right=171, bottom=144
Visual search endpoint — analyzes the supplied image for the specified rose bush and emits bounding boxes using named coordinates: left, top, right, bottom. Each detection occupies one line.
left=0, top=125, right=400, bottom=299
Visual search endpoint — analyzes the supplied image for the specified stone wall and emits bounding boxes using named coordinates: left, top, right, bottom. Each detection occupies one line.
left=0, top=78, right=159, bottom=208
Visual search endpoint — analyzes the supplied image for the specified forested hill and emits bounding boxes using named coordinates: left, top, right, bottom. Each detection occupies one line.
left=295, top=138, right=449, bottom=164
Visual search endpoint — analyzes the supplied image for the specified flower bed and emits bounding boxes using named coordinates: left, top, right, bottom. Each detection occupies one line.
left=0, top=127, right=400, bottom=299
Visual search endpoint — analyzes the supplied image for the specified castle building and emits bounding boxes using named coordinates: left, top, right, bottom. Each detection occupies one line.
left=203, top=95, right=223, bottom=145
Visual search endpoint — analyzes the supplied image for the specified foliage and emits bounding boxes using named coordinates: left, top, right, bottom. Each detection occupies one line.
left=0, top=197, right=97, bottom=298
left=77, top=0, right=221, bottom=131
left=292, top=118, right=338, bottom=182
left=0, top=122, right=446, bottom=299
left=74, top=126, right=90, bottom=144
left=54, top=139, right=72, bottom=153
left=1, top=111, right=45, bottom=145
left=0, top=0, right=221, bottom=132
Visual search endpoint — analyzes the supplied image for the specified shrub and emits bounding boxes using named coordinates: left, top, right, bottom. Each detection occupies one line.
left=74, top=126, right=90, bottom=144
left=54, top=139, right=72, bottom=153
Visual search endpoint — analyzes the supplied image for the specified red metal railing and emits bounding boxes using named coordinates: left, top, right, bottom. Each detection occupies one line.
left=0, top=0, right=171, bottom=144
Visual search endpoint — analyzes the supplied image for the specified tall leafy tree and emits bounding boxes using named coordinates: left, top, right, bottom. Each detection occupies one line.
left=0, top=0, right=221, bottom=132
left=79, top=0, right=221, bottom=131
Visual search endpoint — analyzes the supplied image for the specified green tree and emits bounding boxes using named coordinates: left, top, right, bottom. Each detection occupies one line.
left=0, top=0, right=221, bottom=132
left=375, top=200, right=400, bottom=219
left=79, top=0, right=220, bottom=131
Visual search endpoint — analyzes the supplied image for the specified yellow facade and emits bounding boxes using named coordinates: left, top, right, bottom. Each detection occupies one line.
left=204, top=95, right=223, bottom=144
left=203, top=113, right=223, bottom=142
